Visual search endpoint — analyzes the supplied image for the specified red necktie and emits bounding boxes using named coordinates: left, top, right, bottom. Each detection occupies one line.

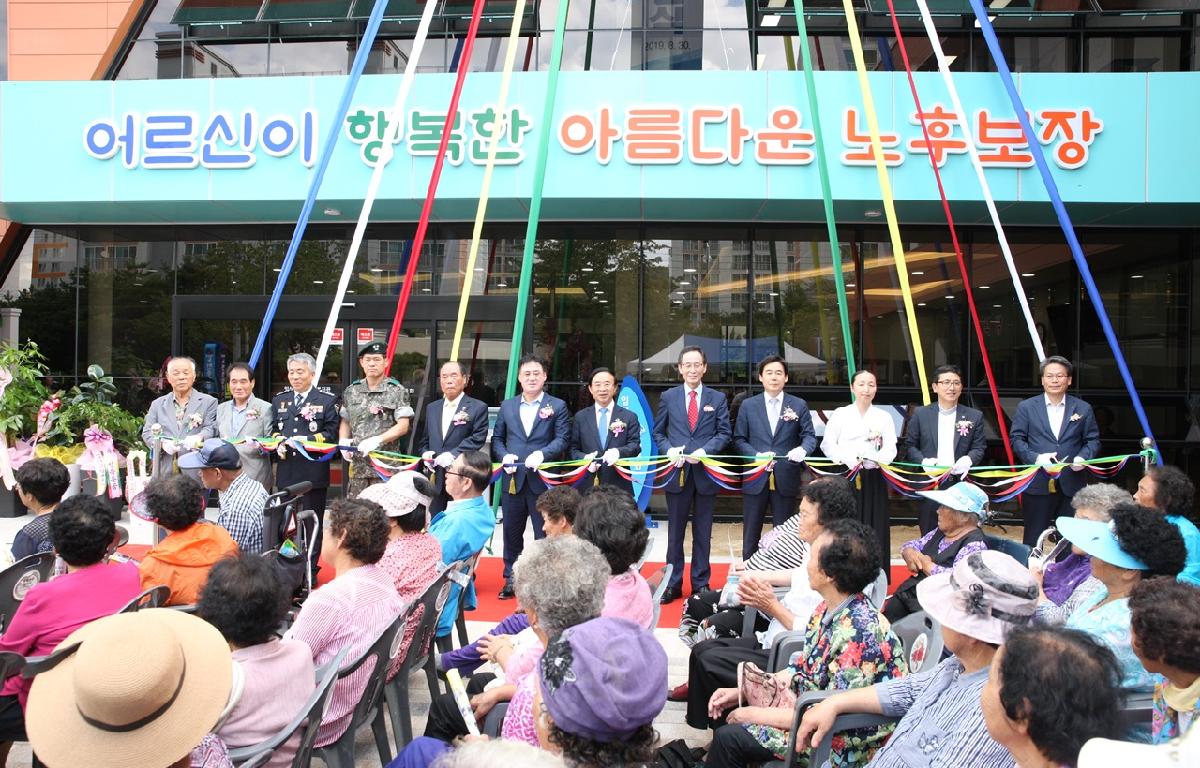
left=688, top=390, right=699, bottom=431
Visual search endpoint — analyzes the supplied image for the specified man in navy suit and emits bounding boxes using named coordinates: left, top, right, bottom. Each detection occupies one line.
left=732, top=355, right=817, bottom=558
left=903, top=364, right=989, bottom=534
left=653, top=345, right=732, bottom=603
left=491, top=354, right=571, bottom=598
left=1010, top=356, right=1101, bottom=546
left=270, top=352, right=341, bottom=572
left=418, top=361, right=490, bottom=517
left=570, top=368, right=642, bottom=495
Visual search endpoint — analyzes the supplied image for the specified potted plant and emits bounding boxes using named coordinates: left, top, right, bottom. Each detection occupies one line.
left=36, top=365, right=141, bottom=518
left=0, top=341, right=51, bottom=517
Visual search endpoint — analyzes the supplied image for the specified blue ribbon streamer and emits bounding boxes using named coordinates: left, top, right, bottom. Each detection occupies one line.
left=247, top=0, right=392, bottom=368
left=968, top=0, right=1161, bottom=463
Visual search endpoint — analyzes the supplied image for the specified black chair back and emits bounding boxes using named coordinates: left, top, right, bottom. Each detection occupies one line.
left=120, top=585, right=171, bottom=613
left=336, top=611, right=407, bottom=740
left=0, top=553, right=58, bottom=633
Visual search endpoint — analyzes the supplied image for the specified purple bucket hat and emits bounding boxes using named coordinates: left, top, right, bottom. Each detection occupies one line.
left=538, top=616, right=667, bottom=742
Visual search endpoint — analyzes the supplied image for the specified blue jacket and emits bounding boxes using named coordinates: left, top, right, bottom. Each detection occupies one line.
left=1009, top=394, right=1101, bottom=496
left=429, top=494, right=495, bottom=636
left=732, top=392, right=816, bottom=497
left=652, top=385, right=731, bottom=496
left=490, top=394, right=571, bottom=494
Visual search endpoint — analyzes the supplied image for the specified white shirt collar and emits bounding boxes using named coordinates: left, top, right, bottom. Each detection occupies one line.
left=1044, top=394, right=1066, bottom=408
left=444, top=394, right=463, bottom=410
left=686, top=384, right=703, bottom=399
left=293, top=387, right=313, bottom=400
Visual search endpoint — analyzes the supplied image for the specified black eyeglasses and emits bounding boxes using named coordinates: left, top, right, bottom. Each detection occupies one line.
left=444, top=470, right=466, bottom=478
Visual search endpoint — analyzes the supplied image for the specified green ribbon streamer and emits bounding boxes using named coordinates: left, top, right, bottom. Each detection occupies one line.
left=793, top=1, right=857, bottom=390
left=504, top=0, right=571, bottom=398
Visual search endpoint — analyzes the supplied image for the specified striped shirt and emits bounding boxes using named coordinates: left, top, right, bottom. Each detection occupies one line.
left=286, top=564, right=405, bottom=746
left=744, top=515, right=808, bottom=571
left=871, top=657, right=1014, bottom=768
left=217, top=472, right=268, bottom=555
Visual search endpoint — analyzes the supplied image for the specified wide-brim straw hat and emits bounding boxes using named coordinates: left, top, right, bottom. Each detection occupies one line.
left=25, top=608, right=232, bottom=768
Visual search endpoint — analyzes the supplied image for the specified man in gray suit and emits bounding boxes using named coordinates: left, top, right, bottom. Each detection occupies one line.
left=216, top=362, right=273, bottom=491
left=141, top=356, right=218, bottom=478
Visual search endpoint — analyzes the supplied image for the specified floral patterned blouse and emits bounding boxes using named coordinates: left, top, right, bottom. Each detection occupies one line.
left=1152, top=678, right=1200, bottom=744
left=744, top=593, right=908, bottom=766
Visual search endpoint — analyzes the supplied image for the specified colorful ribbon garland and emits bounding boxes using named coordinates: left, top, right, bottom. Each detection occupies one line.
left=449, top=0, right=530, bottom=362
left=247, top=0, right=391, bottom=369
left=881, top=0, right=1014, bottom=466
left=383, top=0, right=488, bottom=368
left=967, top=0, right=1160, bottom=462
left=502, top=0, right=571, bottom=399
left=793, top=0, right=857, bottom=388
left=911, top=0, right=1044, bottom=363
left=313, top=0, right=440, bottom=375
left=838, top=0, right=930, bottom=403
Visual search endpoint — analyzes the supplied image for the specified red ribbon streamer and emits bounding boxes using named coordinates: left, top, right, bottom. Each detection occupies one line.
left=881, top=0, right=1015, bottom=467
left=384, top=0, right=488, bottom=367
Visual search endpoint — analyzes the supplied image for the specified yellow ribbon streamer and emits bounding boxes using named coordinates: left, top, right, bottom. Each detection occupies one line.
left=449, top=0, right=529, bottom=361
left=839, top=0, right=931, bottom=404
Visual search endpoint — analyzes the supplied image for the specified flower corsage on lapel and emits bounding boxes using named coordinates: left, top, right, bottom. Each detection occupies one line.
left=245, top=409, right=260, bottom=421
left=188, top=412, right=203, bottom=430
left=865, top=429, right=883, bottom=452
left=538, top=405, right=555, bottom=420
left=452, top=409, right=471, bottom=426
left=369, top=403, right=386, bottom=416
left=609, top=419, right=627, bottom=436
left=1069, top=413, right=1082, bottom=423
left=955, top=419, right=973, bottom=437
left=702, top=404, right=715, bottom=413
left=781, top=407, right=799, bottom=422
left=300, top=403, right=322, bottom=432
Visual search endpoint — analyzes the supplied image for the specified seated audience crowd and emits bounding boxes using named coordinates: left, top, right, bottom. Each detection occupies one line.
left=2, top=450, right=1199, bottom=768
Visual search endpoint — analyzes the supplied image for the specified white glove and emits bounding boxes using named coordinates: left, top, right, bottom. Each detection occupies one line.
left=182, top=435, right=203, bottom=451
left=356, top=435, right=383, bottom=456
left=276, top=441, right=289, bottom=460
left=921, top=457, right=939, bottom=468
left=952, top=456, right=972, bottom=477
left=502, top=453, right=518, bottom=475
left=687, top=448, right=707, bottom=464
left=786, top=447, right=807, bottom=463
left=755, top=451, right=775, bottom=461
left=435, top=452, right=454, bottom=468
left=161, top=440, right=179, bottom=456
left=602, top=448, right=620, bottom=466
left=1071, top=456, right=1086, bottom=471
left=583, top=451, right=598, bottom=464
left=1035, top=453, right=1057, bottom=467
left=666, top=446, right=685, bottom=466
left=421, top=450, right=435, bottom=462
left=524, top=451, right=545, bottom=470
left=862, top=459, right=879, bottom=470
left=339, top=439, right=354, bottom=463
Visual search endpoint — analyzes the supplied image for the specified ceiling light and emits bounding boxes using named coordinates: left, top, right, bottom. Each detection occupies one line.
left=313, top=280, right=324, bottom=284
left=599, top=299, right=609, bottom=304
left=684, top=268, right=697, bottom=273
left=1021, top=272, right=1034, bottom=277
left=911, top=270, right=924, bottom=276
left=273, top=268, right=281, bottom=272
left=370, top=268, right=383, bottom=273
left=761, top=13, right=781, bottom=27
left=323, top=207, right=341, bottom=216
left=679, top=281, right=691, bottom=286
left=589, top=280, right=599, bottom=285
left=422, top=287, right=431, bottom=292
left=581, top=267, right=593, bottom=272
left=918, top=302, right=926, bottom=306
left=1130, top=274, right=1144, bottom=279
left=945, top=294, right=954, bottom=299
left=865, top=210, right=882, bottom=218
left=979, top=285, right=990, bottom=289
left=993, top=304, right=1002, bottom=308
left=845, top=283, right=856, bottom=288
left=496, top=282, right=508, bottom=288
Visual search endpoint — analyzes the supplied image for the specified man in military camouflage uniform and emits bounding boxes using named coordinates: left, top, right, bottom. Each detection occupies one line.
left=338, top=342, right=415, bottom=497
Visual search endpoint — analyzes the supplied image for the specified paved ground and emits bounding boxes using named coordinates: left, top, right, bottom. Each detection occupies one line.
left=0, top=509, right=1026, bottom=766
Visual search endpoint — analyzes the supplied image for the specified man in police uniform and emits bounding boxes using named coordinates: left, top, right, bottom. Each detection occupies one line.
left=338, top=342, right=414, bottom=497
left=271, top=352, right=340, bottom=570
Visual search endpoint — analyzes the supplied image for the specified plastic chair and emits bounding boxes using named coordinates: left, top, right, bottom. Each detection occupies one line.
left=1118, top=689, right=1156, bottom=737
left=762, top=690, right=899, bottom=768
left=0, top=552, right=57, bottom=633
left=434, top=554, right=482, bottom=654
left=984, top=534, right=1032, bottom=567
left=647, top=563, right=673, bottom=630
left=482, top=701, right=509, bottom=738
left=312, top=611, right=408, bottom=768
left=227, top=646, right=349, bottom=768
left=0, top=652, right=25, bottom=682
left=383, top=567, right=455, bottom=752
left=864, top=569, right=889, bottom=610
left=890, top=611, right=944, bottom=674
left=120, top=585, right=171, bottom=613
left=452, top=550, right=483, bottom=649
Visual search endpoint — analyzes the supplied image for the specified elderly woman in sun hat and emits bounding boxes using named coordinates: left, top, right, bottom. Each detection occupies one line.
left=534, top=616, right=668, bottom=768
left=1056, top=502, right=1186, bottom=693
left=24, top=609, right=237, bottom=768
left=799, top=550, right=1040, bottom=768
left=358, top=469, right=443, bottom=603
left=884, top=481, right=990, bottom=622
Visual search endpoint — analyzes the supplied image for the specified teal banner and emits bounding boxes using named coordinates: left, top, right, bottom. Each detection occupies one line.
left=0, top=71, right=1194, bottom=224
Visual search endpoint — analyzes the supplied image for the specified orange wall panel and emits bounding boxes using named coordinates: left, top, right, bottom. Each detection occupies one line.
left=10, top=3, right=110, bottom=29
left=7, top=0, right=141, bottom=81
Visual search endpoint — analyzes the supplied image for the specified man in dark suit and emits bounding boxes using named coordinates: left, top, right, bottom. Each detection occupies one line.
left=1010, top=355, right=1101, bottom=546
left=653, top=345, right=731, bottom=603
left=418, top=361, right=490, bottom=517
left=569, top=368, right=642, bottom=496
left=270, top=352, right=340, bottom=571
left=903, top=364, right=989, bottom=534
left=732, top=355, right=817, bottom=558
left=491, top=354, right=571, bottom=598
